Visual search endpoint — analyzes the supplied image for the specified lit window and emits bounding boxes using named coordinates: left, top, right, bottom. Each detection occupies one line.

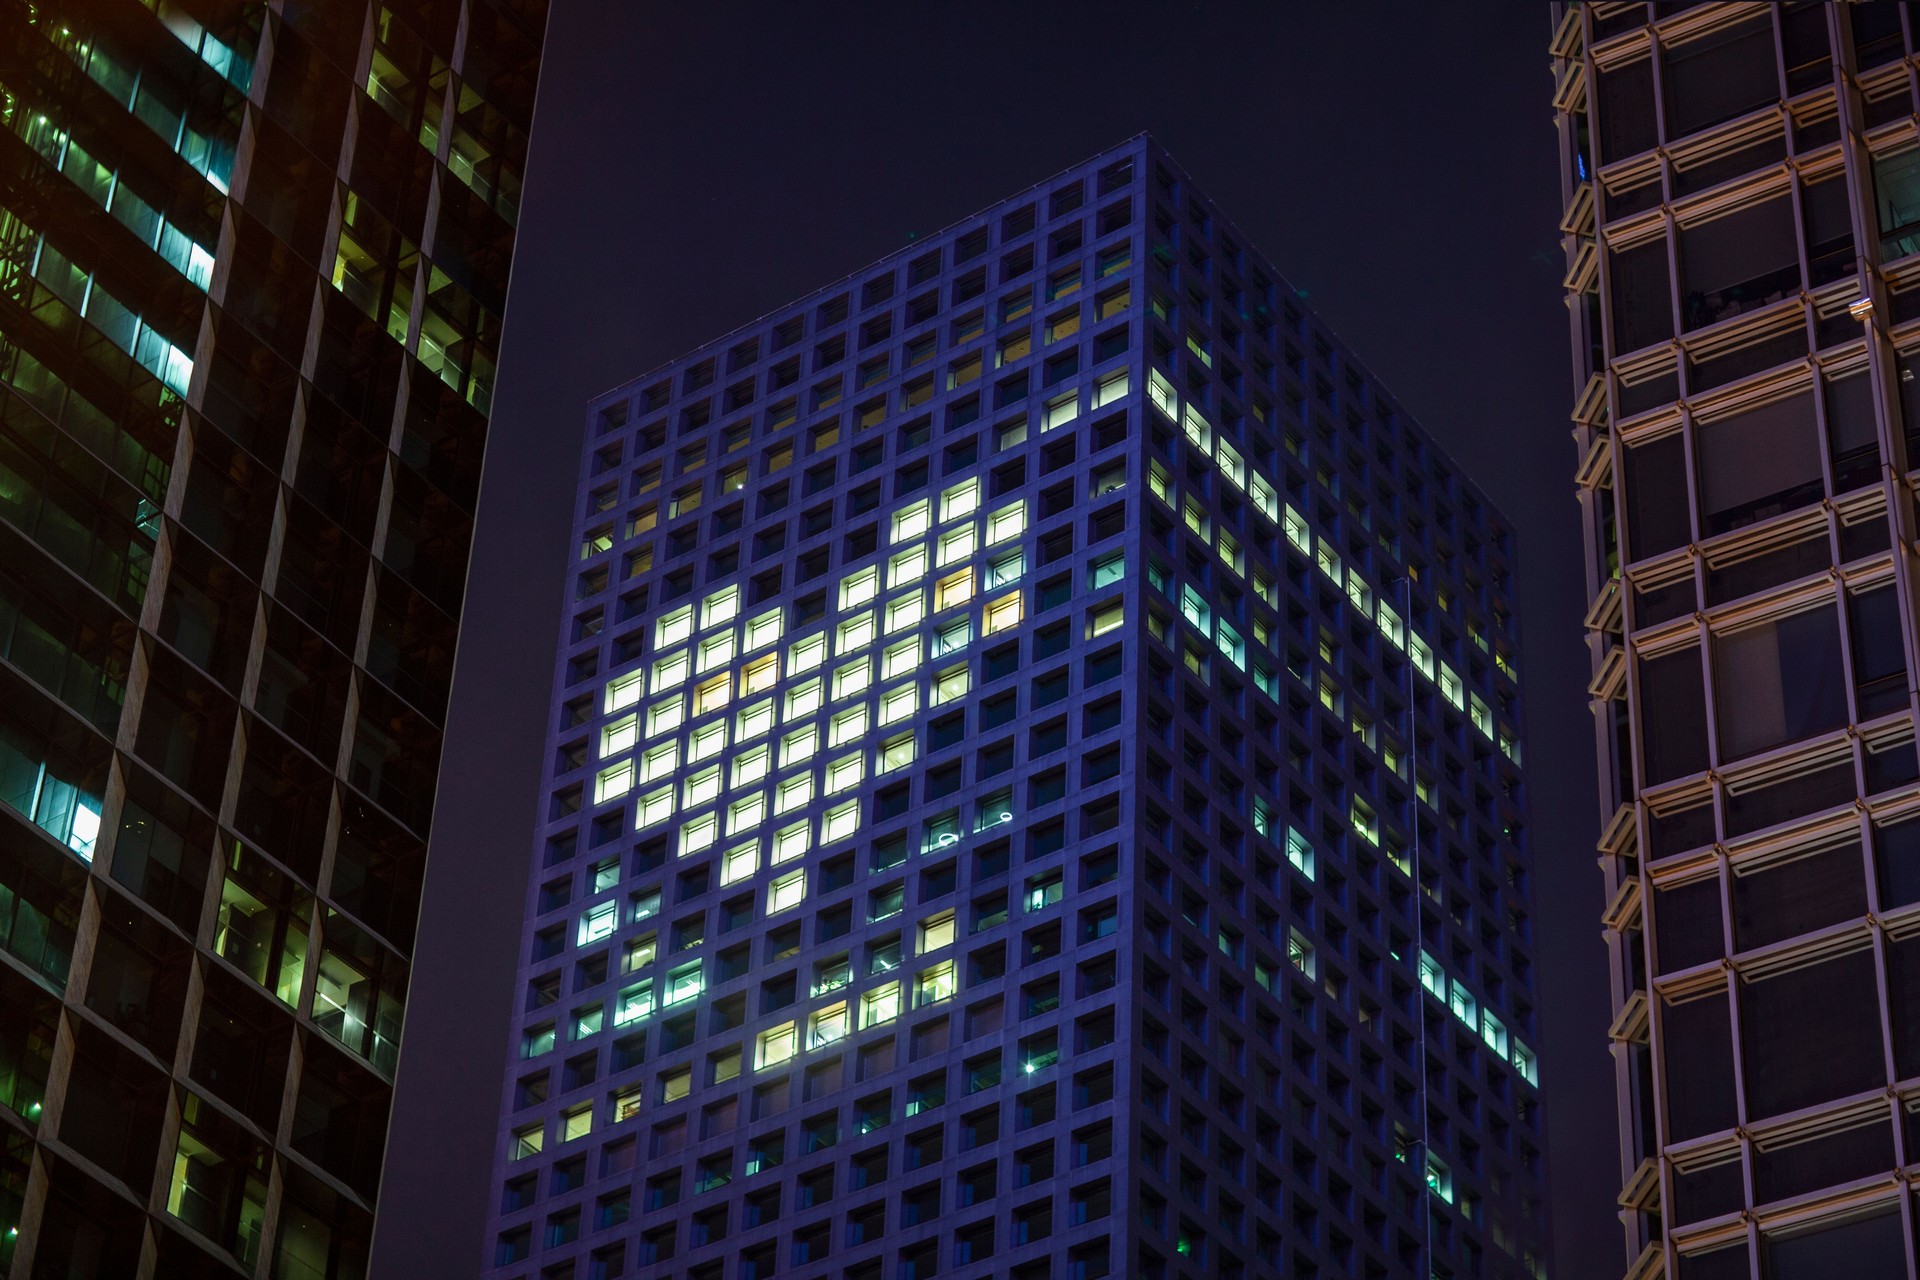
left=775, top=772, right=814, bottom=814
left=840, top=566, right=879, bottom=610
left=781, top=726, right=818, bottom=768
left=1439, top=665, right=1464, bottom=709
left=1283, top=503, right=1310, bottom=552
left=744, top=608, right=782, bottom=651
left=670, top=483, right=702, bottom=517
left=822, top=799, right=860, bottom=844
left=732, top=744, right=770, bottom=787
left=640, top=742, right=678, bottom=784
left=1180, top=585, right=1210, bottom=632
left=937, top=524, right=978, bottom=566
left=686, top=720, right=726, bottom=765
left=646, top=697, right=685, bottom=739
left=683, top=766, right=720, bottom=808
left=692, top=673, right=732, bottom=717
left=982, top=591, right=1022, bottom=634
left=697, top=630, right=736, bottom=673
left=652, top=649, right=690, bottom=692
left=892, top=499, right=931, bottom=543
left=1148, top=368, right=1177, bottom=419
left=614, top=980, right=653, bottom=1026
left=833, top=659, right=872, bottom=700
left=918, top=911, right=956, bottom=953
left=986, top=548, right=1024, bottom=589
left=932, top=617, right=972, bottom=657
left=769, top=868, right=807, bottom=914
left=680, top=812, right=717, bottom=855
left=602, top=714, right=638, bottom=757
left=1409, top=634, right=1435, bottom=678
left=773, top=820, right=810, bottom=863
left=861, top=982, right=901, bottom=1027
left=660, top=1067, right=692, bottom=1102
left=934, top=568, right=974, bottom=612
left=604, top=671, right=643, bottom=714
left=1216, top=438, right=1245, bottom=487
left=836, top=611, right=876, bottom=654
left=635, top=786, right=674, bottom=829
left=757, top=1021, right=798, bottom=1068
left=1378, top=603, right=1405, bottom=649
left=720, top=841, right=758, bottom=885
left=882, top=637, right=920, bottom=679
left=741, top=655, right=778, bottom=696
left=932, top=662, right=970, bottom=704
left=788, top=631, right=826, bottom=674
left=703, top=584, right=740, bottom=628
left=786, top=678, right=823, bottom=720
left=1182, top=404, right=1211, bottom=452
left=1288, top=927, right=1316, bottom=977
left=1239, top=470, right=1274, bottom=522
left=578, top=901, right=617, bottom=947
left=830, top=705, right=869, bottom=748
left=884, top=592, right=925, bottom=633
left=657, top=606, right=694, bottom=649
left=879, top=684, right=918, bottom=725
left=595, top=761, right=633, bottom=805
left=1340, top=572, right=1370, bottom=617
left=890, top=544, right=929, bottom=585
left=878, top=731, right=916, bottom=773
left=1148, top=460, right=1172, bottom=505
left=1315, top=543, right=1342, bottom=583
left=1043, top=391, right=1078, bottom=432
left=985, top=501, right=1026, bottom=545
left=810, top=1003, right=850, bottom=1047
left=511, top=1122, right=545, bottom=1160
left=1218, top=531, right=1243, bottom=576
left=822, top=749, right=863, bottom=793
left=727, top=792, right=765, bottom=835
left=1351, top=798, right=1379, bottom=845
left=942, top=477, right=981, bottom=522
left=915, top=960, right=956, bottom=1006
left=736, top=698, right=775, bottom=741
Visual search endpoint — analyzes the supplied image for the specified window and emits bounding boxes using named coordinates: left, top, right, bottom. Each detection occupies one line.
left=984, top=592, right=1023, bottom=635
left=826, top=753, right=864, bottom=793
left=942, top=478, right=982, bottom=524
left=893, top=500, right=931, bottom=542
left=758, top=1021, right=798, bottom=1068
left=811, top=1003, right=850, bottom=1047
left=773, top=820, right=811, bottom=863
left=885, top=592, right=926, bottom=633
left=775, top=773, right=814, bottom=814
left=837, top=611, right=876, bottom=654
left=721, top=842, right=758, bottom=886
left=933, top=662, right=970, bottom=704
left=862, top=982, right=901, bottom=1027
left=822, top=799, right=860, bottom=844
left=769, top=869, right=807, bottom=914
left=833, top=659, right=872, bottom=699
left=916, top=961, right=957, bottom=1006
left=935, top=568, right=975, bottom=612
left=605, top=672, right=644, bottom=714
left=658, top=606, right=694, bottom=649
left=841, top=567, right=879, bottom=609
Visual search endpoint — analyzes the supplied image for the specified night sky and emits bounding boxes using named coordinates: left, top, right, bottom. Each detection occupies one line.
left=370, top=5, right=1612, bottom=1275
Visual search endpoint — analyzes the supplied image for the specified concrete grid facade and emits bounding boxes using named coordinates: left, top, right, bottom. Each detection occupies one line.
left=1553, top=3, right=1920, bottom=1277
left=0, top=2, right=544, bottom=1276
left=489, top=136, right=1547, bottom=1280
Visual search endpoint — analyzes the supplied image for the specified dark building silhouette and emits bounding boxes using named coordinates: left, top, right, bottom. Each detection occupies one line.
left=1554, top=3, right=1920, bottom=1276
left=0, top=1, right=544, bottom=1275
left=485, top=136, right=1548, bottom=1280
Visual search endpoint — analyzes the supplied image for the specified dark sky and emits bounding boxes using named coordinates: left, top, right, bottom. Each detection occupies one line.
left=372, top=5, right=1613, bottom=1275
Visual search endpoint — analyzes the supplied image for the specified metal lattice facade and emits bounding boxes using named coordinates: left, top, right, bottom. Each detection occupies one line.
left=1554, top=2, right=1920, bottom=1277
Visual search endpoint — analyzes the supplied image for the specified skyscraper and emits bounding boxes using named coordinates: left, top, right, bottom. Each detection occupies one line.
left=1553, top=3, right=1920, bottom=1276
left=488, top=136, right=1546, bottom=1280
left=0, top=1, right=544, bottom=1275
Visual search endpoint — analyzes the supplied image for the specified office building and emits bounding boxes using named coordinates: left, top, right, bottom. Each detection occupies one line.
left=0, top=1, right=544, bottom=1275
left=1553, top=3, right=1920, bottom=1276
left=489, top=136, right=1546, bottom=1280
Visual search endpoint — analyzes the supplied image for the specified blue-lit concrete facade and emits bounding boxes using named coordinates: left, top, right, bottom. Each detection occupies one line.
left=485, top=137, right=1548, bottom=1280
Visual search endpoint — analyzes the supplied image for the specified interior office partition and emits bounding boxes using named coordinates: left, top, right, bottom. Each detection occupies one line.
left=1552, top=3, right=1920, bottom=1277
left=488, top=136, right=1548, bottom=1280
left=0, top=1, right=545, bottom=1275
